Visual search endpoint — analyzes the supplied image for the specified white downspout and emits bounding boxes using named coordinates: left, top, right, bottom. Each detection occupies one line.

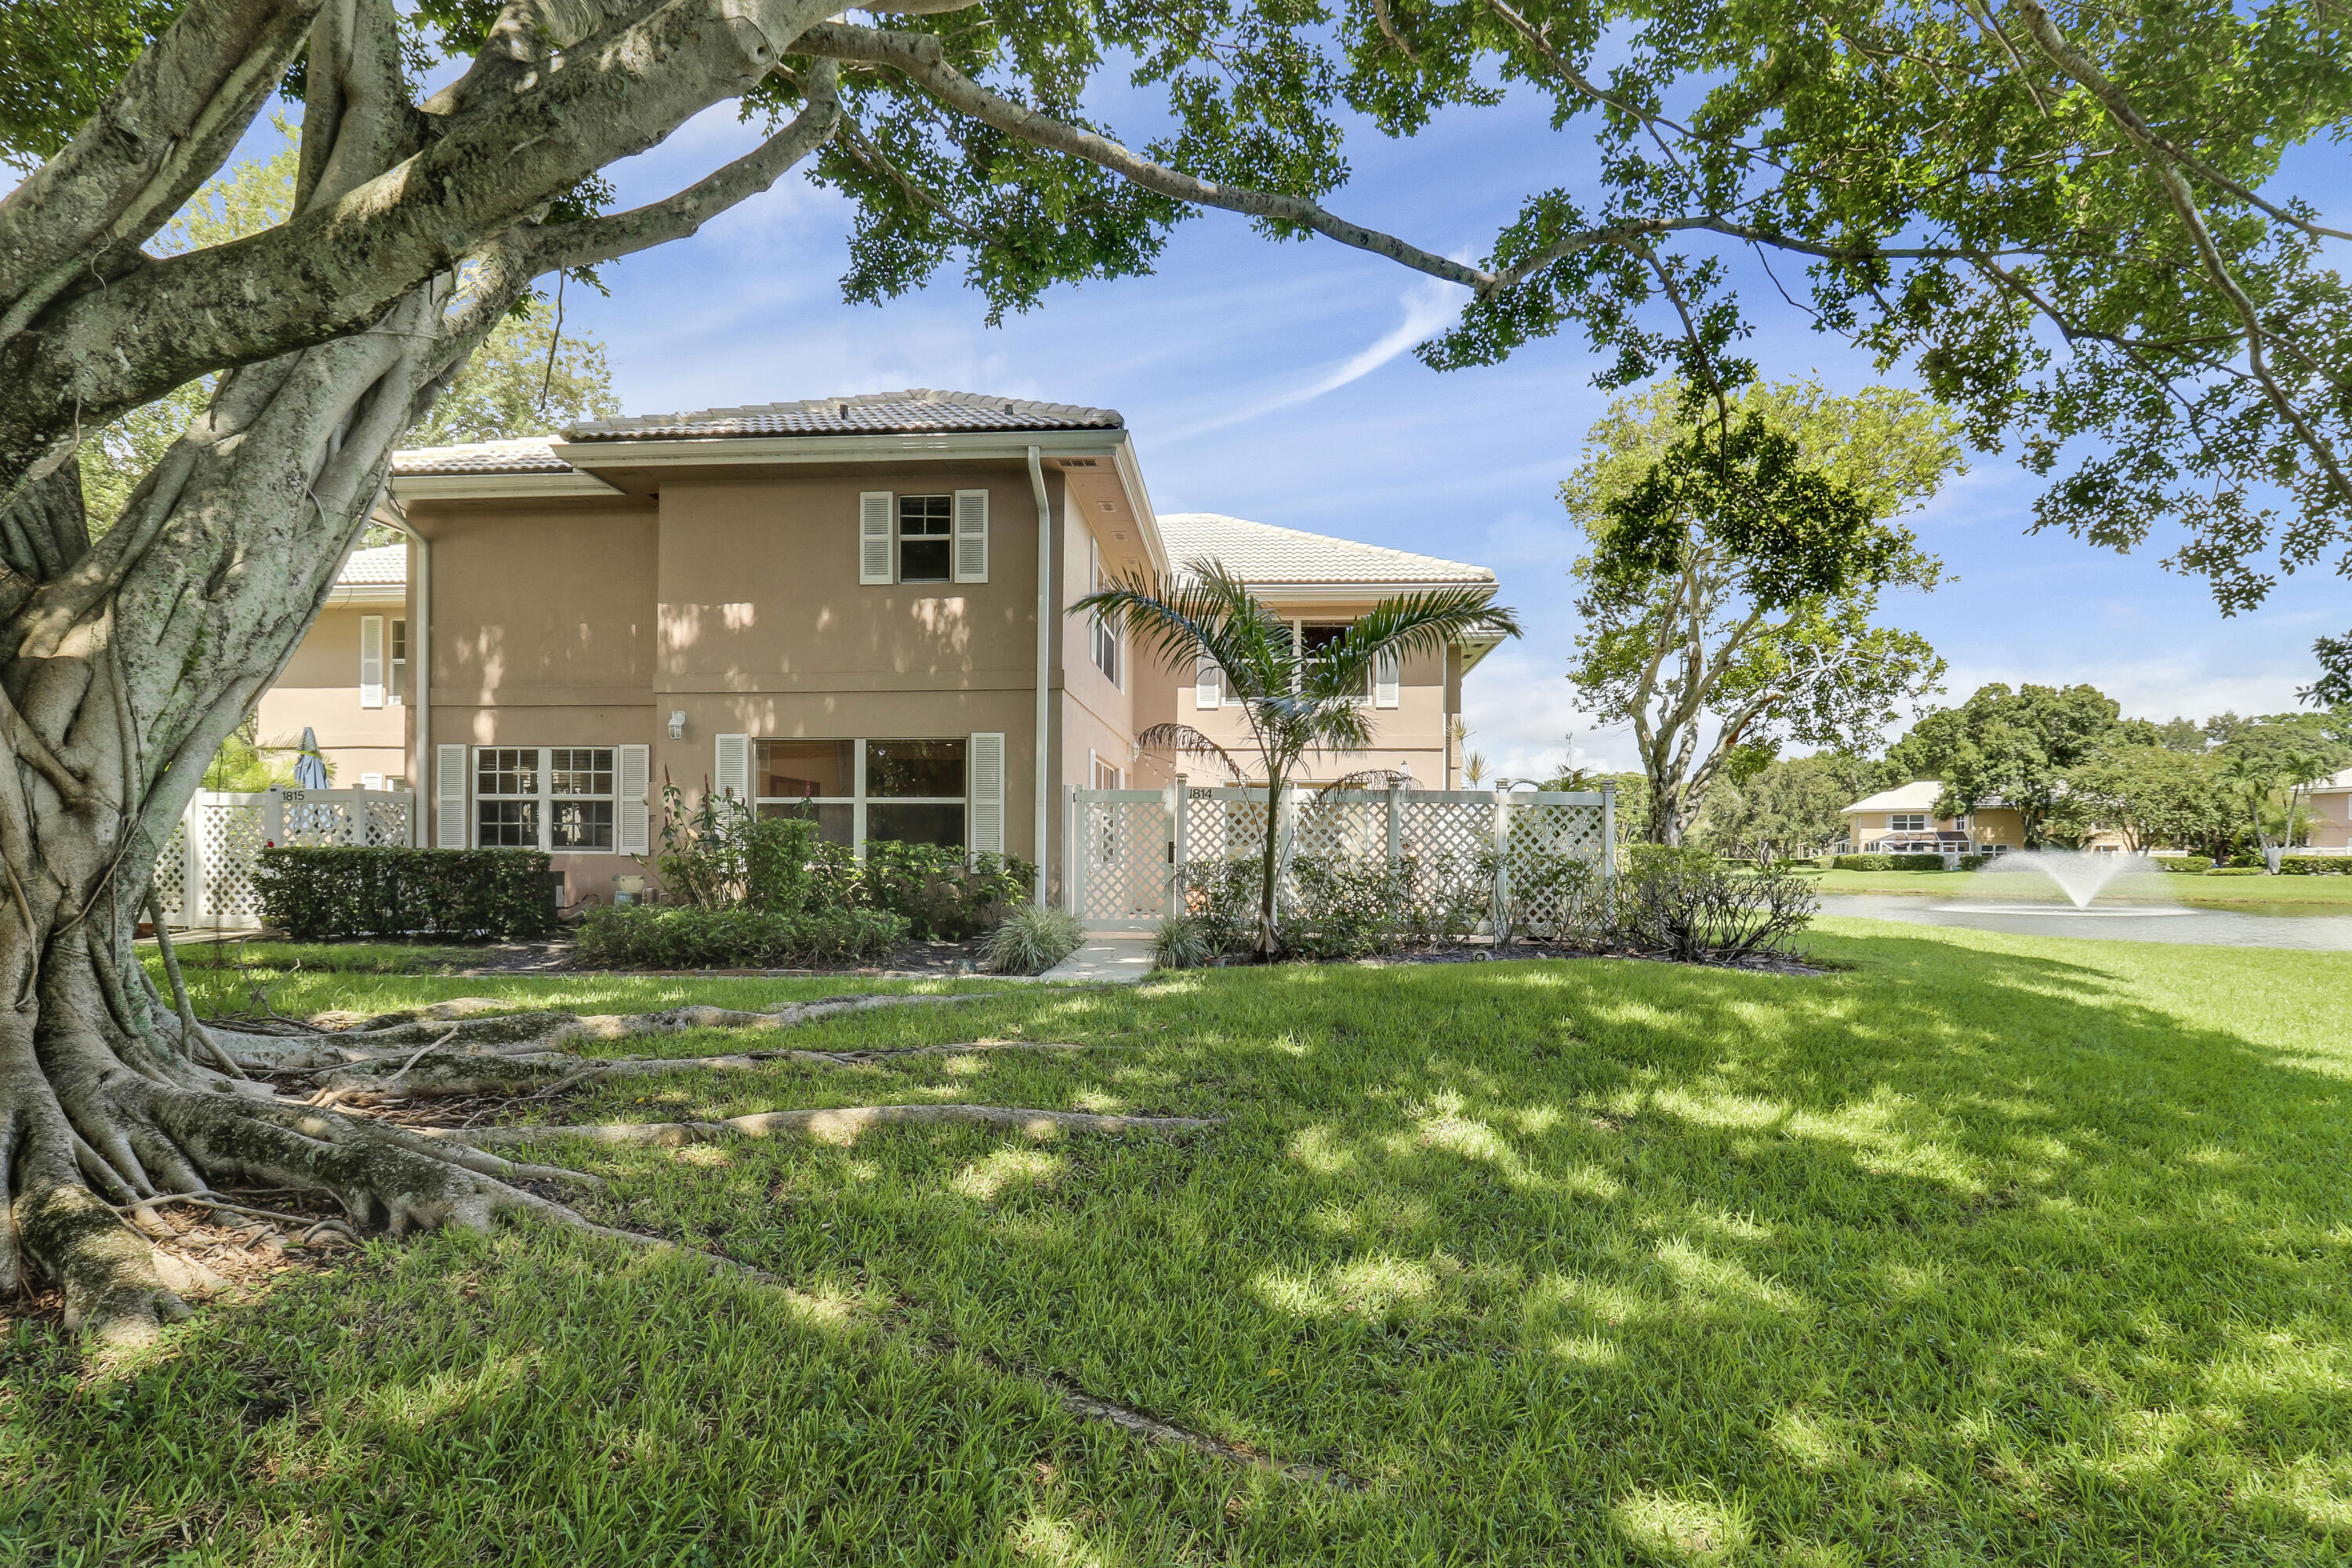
left=379, top=500, right=430, bottom=844
left=1029, top=446, right=1053, bottom=904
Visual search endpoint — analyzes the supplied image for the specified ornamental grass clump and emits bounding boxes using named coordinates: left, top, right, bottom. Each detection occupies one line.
left=984, top=905, right=1087, bottom=975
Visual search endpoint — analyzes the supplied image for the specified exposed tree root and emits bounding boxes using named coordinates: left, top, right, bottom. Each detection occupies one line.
left=307, top=1040, right=1103, bottom=1104
left=220, top=990, right=1000, bottom=1071
left=1035, top=1371, right=1360, bottom=1490
left=437, top=1104, right=1223, bottom=1149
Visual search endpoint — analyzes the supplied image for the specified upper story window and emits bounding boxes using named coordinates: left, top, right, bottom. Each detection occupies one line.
left=898, top=495, right=953, bottom=583
left=1889, top=813, right=1929, bottom=833
left=1088, top=536, right=1120, bottom=686
left=1298, top=622, right=1370, bottom=698
left=389, top=618, right=407, bottom=705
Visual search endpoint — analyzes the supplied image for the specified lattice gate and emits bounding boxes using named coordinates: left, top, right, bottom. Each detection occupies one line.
left=1067, top=782, right=1614, bottom=937
left=152, top=789, right=418, bottom=930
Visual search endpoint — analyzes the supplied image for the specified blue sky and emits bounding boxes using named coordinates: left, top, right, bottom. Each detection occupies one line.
left=321, top=64, right=2347, bottom=778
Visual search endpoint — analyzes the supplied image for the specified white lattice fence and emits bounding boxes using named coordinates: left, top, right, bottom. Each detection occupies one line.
left=151, top=789, right=419, bottom=930
left=1072, top=783, right=1613, bottom=937
left=1065, top=789, right=1176, bottom=930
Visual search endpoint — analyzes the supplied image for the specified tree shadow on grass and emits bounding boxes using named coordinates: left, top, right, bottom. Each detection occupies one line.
left=10, top=936, right=2352, bottom=1565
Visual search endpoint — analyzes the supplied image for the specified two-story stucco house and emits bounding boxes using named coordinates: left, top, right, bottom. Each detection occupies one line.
left=1840, top=781, right=2024, bottom=855
left=329, top=389, right=1500, bottom=903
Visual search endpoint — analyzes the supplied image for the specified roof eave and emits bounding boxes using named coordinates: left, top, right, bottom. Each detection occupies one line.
left=391, top=470, right=621, bottom=499
left=546, top=428, right=1131, bottom=471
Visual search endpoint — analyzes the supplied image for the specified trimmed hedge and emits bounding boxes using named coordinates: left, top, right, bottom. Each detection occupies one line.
left=2155, top=856, right=2215, bottom=873
left=1833, top=853, right=1948, bottom=872
left=2278, top=855, right=2352, bottom=875
left=255, top=848, right=557, bottom=939
left=573, top=905, right=906, bottom=968
left=2206, top=867, right=2267, bottom=877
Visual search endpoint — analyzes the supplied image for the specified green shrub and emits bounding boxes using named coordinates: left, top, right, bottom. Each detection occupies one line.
left=2277, top=855, right=2352, bottom=875
left=2206, top=866, right=2267, bottom=877
left=1890, top=853, right=1947, bottom=871
left=1151, top=913, right=1216, bottom=970
left=1832, top=854, right=1893, bottom=871
left=255, top=848, right=555, bottom=939
left=2227, top=851, right=2264, bottom=869
left=1611, top=861, right=1819, bottom=964
left=572, top=905, right=905, bottom=967
left=1506, top=852, right=1602, bottom=942
left=2156, top=855, right=2215, bottom=873
left=1628, top=844, right=1719, bottom=877
left=1181, top=858, right=1265, bottom=956
left=859, top=841, right=1034, bottom=939
left=745, top=814, right=819, bottom=911
left=1957, top=854, right=1993, bottom=872
left=982, top=904, right=1085, bottom=975
left=1287, top=855, right=1404, bottom=960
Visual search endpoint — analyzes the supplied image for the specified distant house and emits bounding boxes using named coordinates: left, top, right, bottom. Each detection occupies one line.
left=2310, top=768, right=2352, bottom=849
left=253, top=543, right=408, bottom=787
left=1839, top=779, right=2140, bottom=855
left=1840, top=781, right=2020, bottom=856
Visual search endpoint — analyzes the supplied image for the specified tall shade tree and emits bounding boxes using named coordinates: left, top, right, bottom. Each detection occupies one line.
left=1566, top=381, right=1959, bottom=845
left=2050, top=745, right=2237, bottom=856
left=1893, top=682, right=2141, bottom=844
left=1074, top=565, right=1518, bottom=956
left=3, top=0, right=2350, bottom=1339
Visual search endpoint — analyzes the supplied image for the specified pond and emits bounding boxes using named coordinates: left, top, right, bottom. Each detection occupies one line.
left=1816, top=893, right=2352, bottom=951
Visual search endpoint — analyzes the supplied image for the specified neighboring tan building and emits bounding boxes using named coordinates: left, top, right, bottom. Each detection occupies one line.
left=289, top=389, right=1501, bottom=903
left=255, top=543, right=408, bottom=786
left=2310, top=768, right=2352, bottom=849
left=1839, top=780, right=2026, bottom=855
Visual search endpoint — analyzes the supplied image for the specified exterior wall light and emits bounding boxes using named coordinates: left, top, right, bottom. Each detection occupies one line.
left=668, top=710, right=687, bottom=740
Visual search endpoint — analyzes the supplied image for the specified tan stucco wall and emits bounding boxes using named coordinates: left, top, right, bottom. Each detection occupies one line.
left=2310, top=790, right=2350, bottom=849
left=257, top=600, right=408, bottom=784
left=1160, top=597, right=1454, bottom=786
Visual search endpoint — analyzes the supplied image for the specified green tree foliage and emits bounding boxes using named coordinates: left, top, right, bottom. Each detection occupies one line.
left=2050, top=746, right=2236, bottom=857
left=1891, top=683, right=2139, bottom=845
left=1566, top=380, right=1958, bottom=844
left=76, top=126, right=619, bottom=530
left=1697, top=753, right=1898, bottom=861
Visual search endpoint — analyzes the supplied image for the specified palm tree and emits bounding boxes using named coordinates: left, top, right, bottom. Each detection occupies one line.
left=2220, top=750, right=2285, bottom=858
left=1075, top=563, right=1519, bottom=956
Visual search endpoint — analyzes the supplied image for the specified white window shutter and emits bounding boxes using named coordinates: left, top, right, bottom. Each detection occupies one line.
left=968, top=732, right=1005, bottom=855
left=617, top=744, right=651, bottom=855
left=714, top=733, right=750, bottom=801
left=1196, top=659, right=1221, bottom=710
left=953, top=488, right=989, bottom=583
left=435, top=744, right=467, bottom=848
left=858, top=492, right=894, bottom=584
left=359, top=615, right=385, bottom=708
left=1375, top=650, right=1400, bottom=709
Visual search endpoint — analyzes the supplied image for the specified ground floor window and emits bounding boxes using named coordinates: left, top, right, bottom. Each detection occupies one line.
left=755, top=738, right=967, bottom=850
left=474, top=746, right=615, bottom=851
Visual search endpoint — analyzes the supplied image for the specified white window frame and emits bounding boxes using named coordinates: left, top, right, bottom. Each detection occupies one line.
left=1294, top=619, right=1371, bottom=700
left=1089, top=535, right=1121, bottom=688
left=1889, top=813, right=1929, bottom=833
left=1089, top=751, right=1123, bottom=790
left=897, top=494, right=954, bottom=585
left=388, top=617, right=408, bottom=706
left=753, top=738, right=971, bottom=854
left=359, top=614, right=385, bottom=709
left=471, top=746, right=620, bottom=852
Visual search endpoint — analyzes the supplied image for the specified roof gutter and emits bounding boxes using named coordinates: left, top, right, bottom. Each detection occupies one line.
left=1029, top=445, right=1054, bottom=905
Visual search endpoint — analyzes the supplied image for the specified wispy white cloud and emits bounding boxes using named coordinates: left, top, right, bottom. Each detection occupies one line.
left=1156, top=278, right=1470, bottom=441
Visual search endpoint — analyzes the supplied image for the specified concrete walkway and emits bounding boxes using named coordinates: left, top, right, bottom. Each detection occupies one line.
left=1038, top=933, right=1157, bottom=984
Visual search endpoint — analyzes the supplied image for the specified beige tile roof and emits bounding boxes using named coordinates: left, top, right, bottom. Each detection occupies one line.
left=1156, top=513, right=1494, bottom=586
left=565, top=389, right=1123, bottom=442
left=1843, top=780, right=2012, bottom=813
left=390, top=436, right=568, bottom=476
left=337, top=543, right=405, bottom=586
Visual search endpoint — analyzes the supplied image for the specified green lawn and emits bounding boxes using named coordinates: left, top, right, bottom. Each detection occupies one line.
left=1809, top=866, right=2352, bottom=908
left=11, top=922, right=2350, bottom=1564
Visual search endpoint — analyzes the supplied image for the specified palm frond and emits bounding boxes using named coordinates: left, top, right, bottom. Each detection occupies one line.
left=1137, top=724, right=1249, bottom=782
left=1305, top=586, right=1523, bottom=697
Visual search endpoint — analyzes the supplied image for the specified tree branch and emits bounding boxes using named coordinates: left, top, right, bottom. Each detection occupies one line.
left=796, top=20, right=1492, bottom=292
left=523, top=62, right=840, bottom=274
